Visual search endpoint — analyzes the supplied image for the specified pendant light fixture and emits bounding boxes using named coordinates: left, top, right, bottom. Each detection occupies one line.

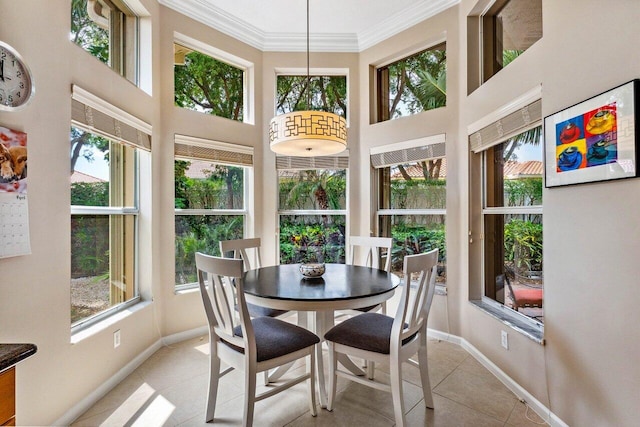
left=268, top=0, right=347, bottom=157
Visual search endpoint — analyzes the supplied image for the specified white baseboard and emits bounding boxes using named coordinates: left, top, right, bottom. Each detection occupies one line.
left=162, top=325, right=208, bottom=346
left=58, top=326, right=567, bottom=427
left=54, top=339, right=163, bottom=426
left=428, top=328, right=567, bottom=427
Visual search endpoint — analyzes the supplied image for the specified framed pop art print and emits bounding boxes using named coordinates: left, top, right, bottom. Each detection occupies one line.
left=543, top=79, right=639, bottom=187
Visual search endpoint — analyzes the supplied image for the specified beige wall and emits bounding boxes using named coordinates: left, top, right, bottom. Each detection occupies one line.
left=0, top=0, right=639, bottom=425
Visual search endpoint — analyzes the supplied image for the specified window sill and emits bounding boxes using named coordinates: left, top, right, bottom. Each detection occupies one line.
left=71, top=300, right=152, bottom=344
left=469, top=300, right=544, bottom=345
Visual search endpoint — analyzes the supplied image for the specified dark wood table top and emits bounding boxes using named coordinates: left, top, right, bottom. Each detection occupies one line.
left=242, top=263, right=399, bottom=303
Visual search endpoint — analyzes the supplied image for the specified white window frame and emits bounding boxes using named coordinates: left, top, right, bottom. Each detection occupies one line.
left=174, top=32, right=255, bottom=125
left=173, top=136, right=253, bottom=291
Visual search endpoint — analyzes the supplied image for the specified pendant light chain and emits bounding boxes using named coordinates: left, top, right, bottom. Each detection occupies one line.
left=306, top=0, right=311, bottom=108
left=268, top=0, right=347, bottom=156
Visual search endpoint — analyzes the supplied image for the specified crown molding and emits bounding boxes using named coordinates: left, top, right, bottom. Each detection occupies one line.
left=159, top=0, right=459, bottom=52
left=358, top=0, right=459, bottom=51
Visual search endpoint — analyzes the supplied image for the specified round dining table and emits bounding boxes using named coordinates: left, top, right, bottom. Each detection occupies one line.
left=243, top=263, right=400, bottom=407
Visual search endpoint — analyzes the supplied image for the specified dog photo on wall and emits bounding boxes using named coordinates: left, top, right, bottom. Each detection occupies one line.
left=0, top=126, right=28, bottom=193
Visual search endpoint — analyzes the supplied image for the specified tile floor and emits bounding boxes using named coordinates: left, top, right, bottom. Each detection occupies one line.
left=71, top=326, right=548, bottom=426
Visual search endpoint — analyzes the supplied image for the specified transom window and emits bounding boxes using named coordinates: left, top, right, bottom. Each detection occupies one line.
left=376, top=43, right=446, bottom=122
left=174, top=42, right=245, bottom=121
left=276, top=75, right=347, bottom=119
left=467, top=0, right=542, bottom=91
left=70, top=0, right=138, bottom=84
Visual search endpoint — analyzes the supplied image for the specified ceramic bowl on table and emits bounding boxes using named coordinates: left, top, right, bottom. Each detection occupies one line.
left=299, top=263, right=325, bottom=278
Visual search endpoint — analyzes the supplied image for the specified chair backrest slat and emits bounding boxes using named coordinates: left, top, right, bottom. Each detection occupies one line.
left=220, top=237, right=262, bottom=271
left=392, top=249, right=438, bottom=344
left=348, top=236, right=393, bottom=272
left=196, top=252, right=250, bottom=349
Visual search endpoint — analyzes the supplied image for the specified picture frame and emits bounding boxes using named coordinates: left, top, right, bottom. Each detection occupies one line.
left=543, top=79, right=640, bottom=187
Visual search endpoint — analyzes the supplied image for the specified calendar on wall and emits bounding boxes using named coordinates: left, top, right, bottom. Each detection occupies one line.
left=0, top=126, right=30, bottom=258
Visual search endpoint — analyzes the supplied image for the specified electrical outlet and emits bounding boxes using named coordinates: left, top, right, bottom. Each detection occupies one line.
left=114, top=330, right=121, bottom=348
left=501, top=330, right=509, bottom=350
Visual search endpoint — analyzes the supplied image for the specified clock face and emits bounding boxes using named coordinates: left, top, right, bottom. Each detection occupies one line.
left=0, top=42, right=34, bottom=111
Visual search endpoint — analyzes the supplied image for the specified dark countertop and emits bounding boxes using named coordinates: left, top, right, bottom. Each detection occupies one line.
left=0, top=343, right=37, bottom=373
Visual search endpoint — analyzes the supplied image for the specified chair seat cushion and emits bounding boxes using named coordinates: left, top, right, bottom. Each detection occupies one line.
left=355, top=304, right=381, bottom=312
left=225, top=317, right=319, bottom=362
left=246, top=303, right=289, bottom=318
left=324, top=312, right=415, bottom=354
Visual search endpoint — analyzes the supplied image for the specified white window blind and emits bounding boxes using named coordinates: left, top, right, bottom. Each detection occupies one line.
left=370, top=134, right=446, bottom=168
left=71, top=85, right=151, bottom=150
left=174, top=135, right=253, bottom=167
left=469, top=99, right=542, bottom=153
left=276, top=152, right=349, bottom=170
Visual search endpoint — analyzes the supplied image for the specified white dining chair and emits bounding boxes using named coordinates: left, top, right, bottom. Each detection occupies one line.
left=345, top=235, right=393, bottom=314
left=219, top=237, right=290, bottom=319
left=324, top=249, right=439, bottom=427
left=195, top=252, right=319, bottom=426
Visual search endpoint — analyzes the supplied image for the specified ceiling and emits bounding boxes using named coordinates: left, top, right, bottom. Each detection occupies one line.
left=158, top=0, right=459, bottom=52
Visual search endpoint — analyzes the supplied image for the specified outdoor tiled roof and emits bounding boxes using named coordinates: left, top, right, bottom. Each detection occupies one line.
left=70, top=171, right=105, bottom=183
left=390, top=159, right=542, bottom=179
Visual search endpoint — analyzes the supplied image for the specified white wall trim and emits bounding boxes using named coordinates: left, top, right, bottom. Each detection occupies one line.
left=59, top=326, right=566, bottom=427
left=427, top=329, right=567, bottom=427
left=159, top=0, right=459, bottom=53
left=54, top=339, right=163, bottom=426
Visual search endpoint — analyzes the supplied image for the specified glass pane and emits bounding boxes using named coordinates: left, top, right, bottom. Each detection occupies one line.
left=388, top=162, right=446, bottom=209
left=70, top=128, right=137, bottom=208
left=276, top=75, right=347, bottom=118
left=279, top=215, right=346, bottom=264
left=175, top=160, right=245, bottom=210
left=495, top=0, right=542, bottom=69
left=484, top=127, right=543, bottom=208
left=71, top=214, right=137, bottom=325
left=278, top=169, right=346, bottom=210
left=175, top=215, right=244, bottom=285
left=484, top=213, right=543, bottom=322
left=174, top=43, right=244, bottom=120
left=380, top=44, right=446, bottom=121
left=71, top=0, right=110, bottom=65
left=378, top=214, right=446, bottom=283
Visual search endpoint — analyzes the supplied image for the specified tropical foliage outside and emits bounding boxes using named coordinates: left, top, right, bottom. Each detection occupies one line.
left=174, top=44, right=244, bottom=120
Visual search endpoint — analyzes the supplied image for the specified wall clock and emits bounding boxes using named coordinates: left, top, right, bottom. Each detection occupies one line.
left=0, top=41, right=35, bottom=112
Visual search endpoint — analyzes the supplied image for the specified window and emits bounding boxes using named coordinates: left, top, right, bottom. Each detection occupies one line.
left=70, top=86, right=150, bottom=330
left=277, top=157, right=348, bottom=265
left=174, top=41, right=246, bottom=121
left=468, top=0, right=542, bottom=90
left=276, top=75, right=347, bottom=119
left=70, top=0, right=138, bottom=84
left=174, top=137, right=252, bottom=289
left=372, top=137, right=447, bottom=283
left=470, top=100, right=544, bottom=326
left=70, top=129, right=139, bottom=327
left=376, top=43, right=446, bottom=122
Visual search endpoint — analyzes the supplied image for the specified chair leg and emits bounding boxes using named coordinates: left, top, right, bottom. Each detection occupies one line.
left=389, top=354, right=406, bottom=427
left=308, top=351, right=317, bottom=416
left=327, top=342, right=338, bottom=411
left=205, top=353, right=221, bottom=422
left=417, top=345, right=434, bottom=409
left=243, top=370, right=257, bottom=427
left=367, top=361, right=375, bottom=379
